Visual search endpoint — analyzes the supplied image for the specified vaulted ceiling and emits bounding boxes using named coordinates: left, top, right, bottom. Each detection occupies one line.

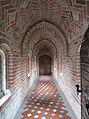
left=0, top=0, right=88, bottom=50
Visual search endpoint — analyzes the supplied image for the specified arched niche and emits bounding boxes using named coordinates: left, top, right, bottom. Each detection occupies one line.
left=28, top=53, right=32, bottom=77
left=0, top=49, right=6, bottom=93
left=0, top=42, right=13, bottom=106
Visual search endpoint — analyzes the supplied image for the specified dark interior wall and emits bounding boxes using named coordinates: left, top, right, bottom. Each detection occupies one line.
left=0, top=56, right=2, bottom=92
left=81, top=39, right=89, bottom=119
left=39, top=55, right=51, bottom=75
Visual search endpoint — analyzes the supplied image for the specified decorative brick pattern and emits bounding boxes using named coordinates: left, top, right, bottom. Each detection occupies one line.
left=0, top=0, right=88, bottom=43
left=0, top=0, right=88, bottom=119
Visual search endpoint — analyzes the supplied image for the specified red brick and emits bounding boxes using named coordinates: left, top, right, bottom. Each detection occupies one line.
left=1, top=0, right=11, bottom=6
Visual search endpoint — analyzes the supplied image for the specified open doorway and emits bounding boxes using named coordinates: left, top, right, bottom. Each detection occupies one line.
left=39, top=55, right=51, bottom=75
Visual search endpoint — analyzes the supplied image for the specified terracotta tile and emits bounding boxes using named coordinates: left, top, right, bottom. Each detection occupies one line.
left=17, top=76, right=72, bottom=119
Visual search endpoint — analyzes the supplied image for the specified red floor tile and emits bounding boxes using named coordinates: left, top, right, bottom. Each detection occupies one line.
left=16, top=76, right=72, bottom=119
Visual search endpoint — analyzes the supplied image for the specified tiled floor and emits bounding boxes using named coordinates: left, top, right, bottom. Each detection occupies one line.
left=14, top=76, right=75, bottom=119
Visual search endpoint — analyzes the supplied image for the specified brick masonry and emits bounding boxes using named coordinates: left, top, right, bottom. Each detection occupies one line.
left=0, top=0, right=89, bottom=119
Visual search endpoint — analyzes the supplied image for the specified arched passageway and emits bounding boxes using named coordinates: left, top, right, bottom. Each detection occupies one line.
left=14, top=75, right=77, bottom=119
left=14, top=38, right=78, bottom=119
left=0, top=0, right=85, bottom=118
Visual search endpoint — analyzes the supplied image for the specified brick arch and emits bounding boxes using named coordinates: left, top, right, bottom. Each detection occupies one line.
left=30, top=29, right=66, bottom=53
left=32, top=39, right=57, bottom=58
left=21, top=19, right=68, bottom=56
left=22, top=19, right=68, bottom=44
left=0, top=0, right=87, bottom=46
left=16, top=0, right=85, bottom=42
left=0, top=43, right=14, bottom=88
left=31, top=39, right=57, bottom=75
left=0, top=37, right=13, bottom=54
left=38, top=46, right=53, bottom=59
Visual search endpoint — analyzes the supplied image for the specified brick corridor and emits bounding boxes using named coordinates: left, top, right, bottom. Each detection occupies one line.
left=14, top=76, right=72, bottom=119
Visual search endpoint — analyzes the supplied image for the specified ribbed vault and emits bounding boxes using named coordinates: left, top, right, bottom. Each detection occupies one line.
left=0, top=0, right=86, bottom=46
left=33, top=39, right=56, bottom=58
left=16, top=0, right=86, bottom=43
left=22, top=20, right=68, bottom=56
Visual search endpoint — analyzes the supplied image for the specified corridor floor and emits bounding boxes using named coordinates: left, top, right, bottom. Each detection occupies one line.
left=14, top=76, right=76, bottom=119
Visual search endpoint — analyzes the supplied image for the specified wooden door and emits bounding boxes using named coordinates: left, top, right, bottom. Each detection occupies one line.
left=39, top=55, right=51, bottom=75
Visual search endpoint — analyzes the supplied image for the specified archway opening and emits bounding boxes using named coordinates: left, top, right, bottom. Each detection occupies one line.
left=39, top=55, right=52, bottom=75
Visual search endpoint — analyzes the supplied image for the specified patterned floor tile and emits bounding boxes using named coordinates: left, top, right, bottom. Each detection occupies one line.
left=14, top=76, right=72, bottom=119
left=34, top=115, right=39, bottom=118
left=37, top=111, right=41, bottom=114
left=27, top=113, right=32, bottom=117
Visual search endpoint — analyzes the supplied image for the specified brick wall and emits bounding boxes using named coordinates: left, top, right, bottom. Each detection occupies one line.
left=54, top=52, right=81, bottom=119
left=0, top=0, right=89, bottom=119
